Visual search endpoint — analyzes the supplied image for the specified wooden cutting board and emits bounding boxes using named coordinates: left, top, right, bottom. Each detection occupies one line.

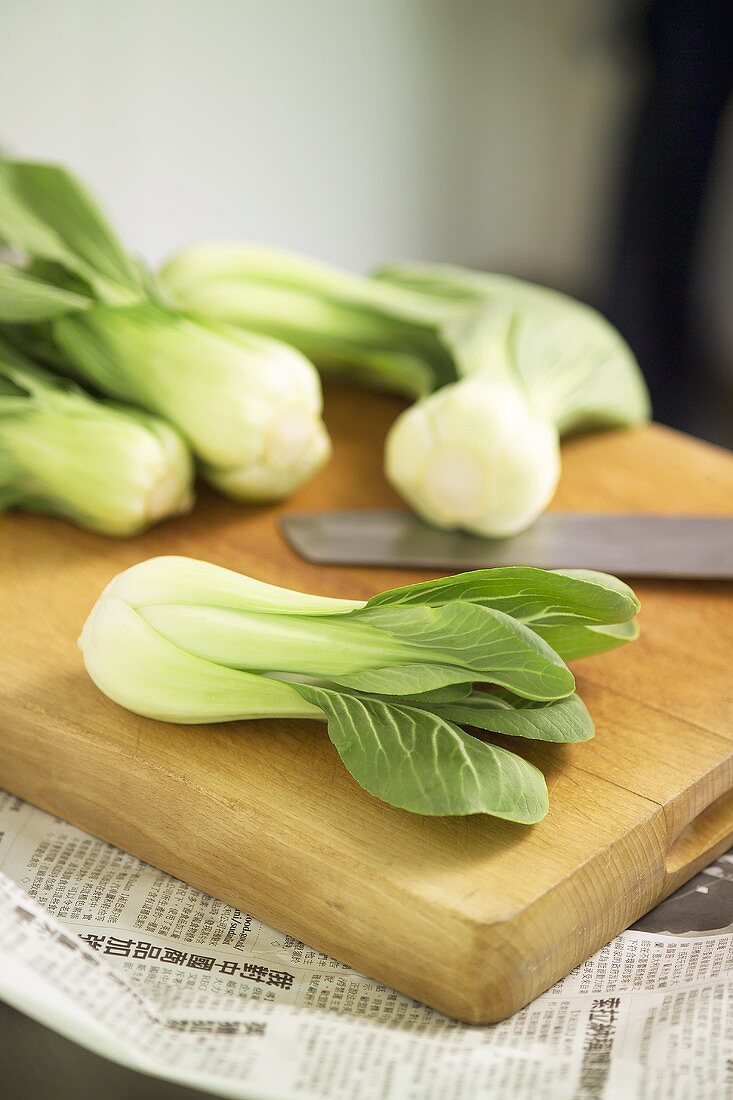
left=2, top=388, right=733, bottom=1024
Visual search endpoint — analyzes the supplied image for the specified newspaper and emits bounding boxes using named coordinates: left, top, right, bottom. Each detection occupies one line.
left=1, top=786, right=733, bottom=1100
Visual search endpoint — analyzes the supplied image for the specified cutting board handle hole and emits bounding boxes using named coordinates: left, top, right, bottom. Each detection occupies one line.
left=666, top=788, right=733, bottom=879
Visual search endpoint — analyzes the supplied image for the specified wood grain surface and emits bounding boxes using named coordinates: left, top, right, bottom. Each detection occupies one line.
left=2, top=387, right=733, bottom=1023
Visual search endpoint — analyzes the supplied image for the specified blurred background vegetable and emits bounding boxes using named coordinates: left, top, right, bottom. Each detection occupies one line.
left=162, top=242, right=648, bottom=536
left=161, top=242, right=459, bottom=399
left=0, top=156, right=650, bottom=540
left=0, top=161, right=331, bottom=504
left=0, top=337, right=193, bottom=535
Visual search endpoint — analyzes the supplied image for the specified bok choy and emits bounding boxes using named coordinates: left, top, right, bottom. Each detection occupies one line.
left=79, top=557, right=640, bottom=821
left=50, top=302, right=331, bottom=501
left=0, top=161, right=331, bottom=502
left=0, top=337, right=193, bottom=535
left=161, top=242, right=649, bottom=536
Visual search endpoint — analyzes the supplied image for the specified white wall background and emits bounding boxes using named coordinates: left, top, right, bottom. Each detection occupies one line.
left=0, top=0, right=634, bottom=292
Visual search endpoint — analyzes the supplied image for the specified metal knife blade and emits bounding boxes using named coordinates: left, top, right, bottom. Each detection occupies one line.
left=281, top=511, right=733, bottom=578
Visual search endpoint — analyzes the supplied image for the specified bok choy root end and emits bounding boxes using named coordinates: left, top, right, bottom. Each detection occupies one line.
left=79, top=557, right=640, bottom=821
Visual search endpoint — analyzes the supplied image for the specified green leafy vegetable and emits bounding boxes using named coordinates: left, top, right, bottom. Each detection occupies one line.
left=348, top=601, right=574, bottom=700
left=0, top=337, right=193, bottom=535
left=160, top=242, right=650, bottom=537
left=51, top=301, right=331, bottom=501
left=365, top=566, right=640, bottom=662
left=80, top=596, right=321, bottom=722
left=0, top=161, right=331, bottom=503
left=384, top=369, right=562, bottom=537
left=531, top=619, right=640, bottom=662
left=79, top=557, right=640, bottom=821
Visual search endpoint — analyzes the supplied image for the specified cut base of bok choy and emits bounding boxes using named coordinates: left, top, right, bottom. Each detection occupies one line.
left=385, top=371, right=561, bottom=537
left=0, top=337, right=194, bottom=535
left=79, top=557, right=640, bottom=821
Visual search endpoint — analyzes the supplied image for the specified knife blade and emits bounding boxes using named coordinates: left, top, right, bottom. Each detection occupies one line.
left=280, top=511, right=733, bottom=578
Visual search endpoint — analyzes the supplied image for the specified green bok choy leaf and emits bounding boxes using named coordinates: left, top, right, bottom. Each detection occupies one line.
left=375, top=262, right=651, bottom=433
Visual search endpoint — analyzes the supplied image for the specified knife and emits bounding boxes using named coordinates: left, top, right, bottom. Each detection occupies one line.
left=281, top=511, right=733, bottom=578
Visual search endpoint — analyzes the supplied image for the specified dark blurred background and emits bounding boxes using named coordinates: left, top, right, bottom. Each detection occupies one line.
left=605, top=0, right=733, bottom=442
left=1, top=0, right=731, bottom=444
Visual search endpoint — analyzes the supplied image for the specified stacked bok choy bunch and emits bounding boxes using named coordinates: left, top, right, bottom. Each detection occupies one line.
left=162, top=244, right=650, bottom=537
left=0, top=161, right=330, bottom=532
left=80, top=556, right=640, bottom=821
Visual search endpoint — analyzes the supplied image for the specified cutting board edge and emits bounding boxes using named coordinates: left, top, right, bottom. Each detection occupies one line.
left=0, top=707, right=704, bottom=1025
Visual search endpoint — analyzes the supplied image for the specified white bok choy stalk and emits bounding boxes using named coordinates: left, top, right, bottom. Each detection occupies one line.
left=0, top=337, right=193, bottom=535
left=0, top=161, right=331, bottom=502
left=79, top=556, right=640, bottom=821
left=50, top=303, right=331, bottom=501
left=160, top=243, right=649, bottom=536
left=160, top=242, right=460, bottom=399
